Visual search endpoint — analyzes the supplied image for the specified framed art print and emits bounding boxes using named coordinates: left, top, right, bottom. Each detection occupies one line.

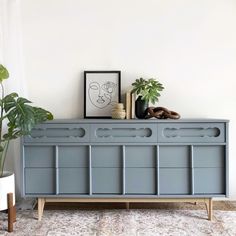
left=84, top=71, right=121, bottom=118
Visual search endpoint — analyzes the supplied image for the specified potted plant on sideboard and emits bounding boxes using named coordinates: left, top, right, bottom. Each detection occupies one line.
left=0, top=64, right=53, bottom=215
left=131, top=78, right=164, bottom=118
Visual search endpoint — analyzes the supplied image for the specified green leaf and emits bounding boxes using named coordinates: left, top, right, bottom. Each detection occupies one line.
left=2, top=93, right=19, bottom=112
left=0, top=64, right=9, bottom=82
left=131, top=77, right=164, bottom=103
left=17, top=97, right=32, bottom=105
left=33, top=107, right=53, bottom=123
left=2, top=93, right=53, bottom=140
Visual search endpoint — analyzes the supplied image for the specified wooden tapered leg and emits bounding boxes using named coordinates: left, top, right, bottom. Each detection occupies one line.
left=208, top=198, right=213, bottom=221
left=7, top=193, right=14, bottom=232
left=12, top=206, right=16, bottom=222
left=38, top=198, right=45, bottom=221
left=126, top=202, right=130, bottom=210
left=205, top=198, right=213, bottom=221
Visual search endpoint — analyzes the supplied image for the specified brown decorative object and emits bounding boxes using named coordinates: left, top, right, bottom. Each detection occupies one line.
left=145, top=107, right=180, bottom=119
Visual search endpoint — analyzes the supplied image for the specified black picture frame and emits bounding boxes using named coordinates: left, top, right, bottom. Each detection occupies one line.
left=84, top=71, right=121, bottom=118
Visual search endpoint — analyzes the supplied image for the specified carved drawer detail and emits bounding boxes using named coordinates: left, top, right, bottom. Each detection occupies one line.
left=163, top=127, right=220, bottom=138
left=24, top=124, right=89, bottom=143
left=158, top=123, right=225, bottom=143
left=90, top=124, right=157, bottom=143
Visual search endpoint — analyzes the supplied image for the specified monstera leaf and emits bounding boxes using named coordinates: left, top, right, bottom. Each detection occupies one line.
left=0, top=64, right=9, bottom=82
left=2, top=93, right=53, bottom=140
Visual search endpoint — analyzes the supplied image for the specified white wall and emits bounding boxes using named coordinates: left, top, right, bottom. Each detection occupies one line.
left=20, top=0, right=236, bottom=198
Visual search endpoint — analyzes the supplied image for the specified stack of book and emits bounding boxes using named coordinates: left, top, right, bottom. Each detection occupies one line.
left=125, top=92, right=136, bottom=119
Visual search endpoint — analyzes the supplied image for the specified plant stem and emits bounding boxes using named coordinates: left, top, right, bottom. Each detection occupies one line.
left=0, top=82, right=4, bottom=176
left=0, top=140, right=9, bottom=177
left=0, top=82, right=4, bottom=142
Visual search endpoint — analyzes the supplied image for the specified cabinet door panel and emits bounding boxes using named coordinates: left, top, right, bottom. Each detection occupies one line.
left=194, top=168, right=225, bottom=194
left=126, top=168, right=156, bottom=194
left=92, top=168, right=122, bottom=194
left=59, top=168, right=88, bottom=194
left=25, top=146, right=54, bottom=167
left=159, top=168, right=190, bottom=194
left=25, top=168, right=55, bottom=194
left=59, top=146, right=88, bottom=167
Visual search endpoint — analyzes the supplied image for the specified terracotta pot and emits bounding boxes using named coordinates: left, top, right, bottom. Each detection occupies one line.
left=0, top=172, right=15, bottom=211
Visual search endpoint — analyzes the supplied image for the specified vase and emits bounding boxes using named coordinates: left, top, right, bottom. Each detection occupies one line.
left=135, top=96, right=148, bottom=119
left=0, top=171, right=15, bottom=211
left=111, top=103, right=126, bottom=119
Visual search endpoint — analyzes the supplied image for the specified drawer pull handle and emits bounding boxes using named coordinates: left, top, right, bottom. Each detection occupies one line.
left=96, top=128, right=152, bottom=138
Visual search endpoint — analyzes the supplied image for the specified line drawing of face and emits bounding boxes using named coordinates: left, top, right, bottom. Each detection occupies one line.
left=88, top=81, right=117, bottom=109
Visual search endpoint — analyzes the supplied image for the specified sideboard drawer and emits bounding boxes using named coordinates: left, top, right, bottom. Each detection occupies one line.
left=159, top=168, right=190, bottom=194
left=92, top=168, right=122, bottom=194
left=91, top=146, right=122, bottom=167
left=159, top=146, right=190, bottom=168
left=158, top=123, right=225, bottom=143
left=193, top=146, right=225, bottom=168
left=126, top=168, right=156, bottom=194
left=58, top=146, right=89, bottom=167
left=59, top=168, right=89, bottom=194
left=194, top=168, right=225, bottom=194
left=125, top=146, right=156, bottom=168
left=90, top=124, right=157, bottom=143
left=24, top=124, right=90, bottom=143
left=25, top=168, right=55, bottom=194
left=25, top=146, right=54, bottom=168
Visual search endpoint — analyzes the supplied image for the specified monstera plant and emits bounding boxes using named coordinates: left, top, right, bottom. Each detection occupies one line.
left=0, top=64, right=53, bottom=177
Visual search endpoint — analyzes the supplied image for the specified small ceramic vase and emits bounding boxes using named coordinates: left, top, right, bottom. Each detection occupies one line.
left=111, top=103, right=126, bottom=119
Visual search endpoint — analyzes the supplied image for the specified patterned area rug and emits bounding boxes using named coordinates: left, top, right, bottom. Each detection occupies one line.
left=1, top=208, right=236, bottom=236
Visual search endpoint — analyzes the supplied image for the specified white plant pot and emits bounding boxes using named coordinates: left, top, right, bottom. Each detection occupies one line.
left=0, top=172, right=15, bottom=211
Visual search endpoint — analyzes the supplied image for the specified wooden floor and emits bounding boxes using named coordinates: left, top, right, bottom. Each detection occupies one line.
left=41, top=201, right=236, bottom=211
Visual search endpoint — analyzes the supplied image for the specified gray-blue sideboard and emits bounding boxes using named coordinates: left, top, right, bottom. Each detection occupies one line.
left=21, top=119, right=229, bottom=220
